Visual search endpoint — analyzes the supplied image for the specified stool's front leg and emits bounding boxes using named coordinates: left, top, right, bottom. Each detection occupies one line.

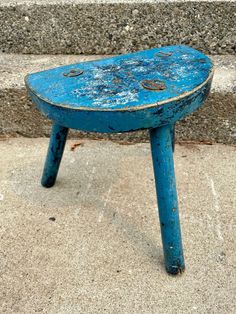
left=149, top=125, right=185, bottom=274
left=41, top=123, right=69, bottom=188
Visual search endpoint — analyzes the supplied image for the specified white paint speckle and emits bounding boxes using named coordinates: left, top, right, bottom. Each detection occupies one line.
left=0, top=193, right=4, bottom=201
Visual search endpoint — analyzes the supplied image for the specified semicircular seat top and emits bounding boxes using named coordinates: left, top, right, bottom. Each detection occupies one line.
left=25, top=45, right=213, bottom=112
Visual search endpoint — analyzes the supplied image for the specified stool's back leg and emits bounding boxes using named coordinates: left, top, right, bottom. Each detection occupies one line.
left=41, top=123, right=69, bottom=188
left=149, top=125, right=185, bottom=274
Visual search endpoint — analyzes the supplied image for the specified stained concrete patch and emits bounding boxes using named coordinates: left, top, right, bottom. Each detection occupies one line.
left=0, top=138, right=235, bottom=313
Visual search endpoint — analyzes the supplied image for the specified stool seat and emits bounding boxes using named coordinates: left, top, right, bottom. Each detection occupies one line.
left=25, top=45, right=213, bottom=133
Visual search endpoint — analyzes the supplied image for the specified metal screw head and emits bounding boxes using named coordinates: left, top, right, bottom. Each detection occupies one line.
left=155, top=51, right=173, bottom=57
left=63, top=69, right=84, bottom=77
left=141, top=79, right=166, bottom=91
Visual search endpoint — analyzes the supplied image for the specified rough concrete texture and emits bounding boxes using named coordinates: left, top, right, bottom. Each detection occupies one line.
left=0, top=1, right=235, bottom=55
left=0, top=138, right=236, bottom=313
left=0, top=53, right=235, bottom=144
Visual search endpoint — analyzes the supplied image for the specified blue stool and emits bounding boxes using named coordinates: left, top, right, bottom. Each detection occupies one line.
left=25, top=45, right=213, bottom=274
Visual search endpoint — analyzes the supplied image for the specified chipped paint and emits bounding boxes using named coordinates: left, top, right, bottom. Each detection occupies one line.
left=28, top=77, right=212, bottom=133
left=25, top=45, right=213, bottom=111
left=41, top=124, right=69, bottom=188
left=150, top=125, right=185, bottom=274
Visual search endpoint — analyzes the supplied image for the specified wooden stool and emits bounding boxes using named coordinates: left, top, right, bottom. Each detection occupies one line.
left=25, top=45, right=213, bottom=274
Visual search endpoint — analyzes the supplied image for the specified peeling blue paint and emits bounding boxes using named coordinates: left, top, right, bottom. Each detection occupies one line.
left=25, top=45, right=213, bottom=111
left=28, top=78, right=212, bottom=133
left=41, top=124, right=68, bottom=188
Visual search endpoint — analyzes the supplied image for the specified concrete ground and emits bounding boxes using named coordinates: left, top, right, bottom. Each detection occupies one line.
left=0, top=138, right=235, bottom=313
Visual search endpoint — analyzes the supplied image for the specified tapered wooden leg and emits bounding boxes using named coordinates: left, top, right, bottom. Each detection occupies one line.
left=149, top=124, right=185, bottom=274
left=41, top=123, right=69, bottom=188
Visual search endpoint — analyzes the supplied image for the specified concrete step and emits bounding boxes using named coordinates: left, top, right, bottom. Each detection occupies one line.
left=0, top=0, right=235, bottom=55
left=0, top=53, right=235, bottom=144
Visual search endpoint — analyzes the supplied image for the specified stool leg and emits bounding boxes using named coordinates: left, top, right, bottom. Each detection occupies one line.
left=41, top=123, right=69, bottom=188
left=149, top=125, right=185, bottom=274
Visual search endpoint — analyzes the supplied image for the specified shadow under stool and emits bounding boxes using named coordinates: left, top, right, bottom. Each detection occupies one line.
left=25, top=45, right=213, bottom=274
